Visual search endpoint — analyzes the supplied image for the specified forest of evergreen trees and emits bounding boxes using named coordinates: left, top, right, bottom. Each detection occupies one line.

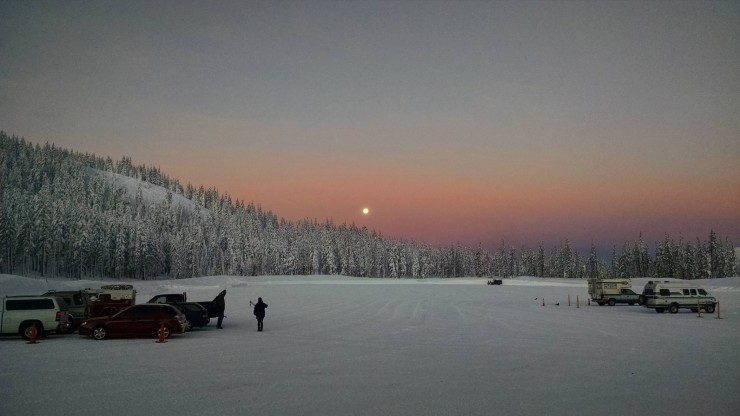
left=0, top=132, right=736, bottom=280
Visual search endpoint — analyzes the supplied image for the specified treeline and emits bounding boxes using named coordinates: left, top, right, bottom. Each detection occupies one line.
left=0, top=132, right=736, bottom=280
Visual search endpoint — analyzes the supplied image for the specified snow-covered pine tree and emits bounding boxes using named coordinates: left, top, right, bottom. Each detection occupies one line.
left=586, top=244, right=599, bottom=279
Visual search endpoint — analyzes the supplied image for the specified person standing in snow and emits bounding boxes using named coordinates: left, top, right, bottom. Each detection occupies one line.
left=253, top=297, right=268, bottom=332
left=213, top=290, right=226, bottom=329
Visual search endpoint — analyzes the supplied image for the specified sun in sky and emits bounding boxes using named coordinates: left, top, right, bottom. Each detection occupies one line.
left=362, top=208, right=370, bottom=215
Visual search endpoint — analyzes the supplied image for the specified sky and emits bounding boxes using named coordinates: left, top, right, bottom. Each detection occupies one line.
left=1, top=0, right=738, bottom=254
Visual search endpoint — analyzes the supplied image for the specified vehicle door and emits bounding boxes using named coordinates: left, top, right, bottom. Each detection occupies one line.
left=697, top=288, right=711, bottom=305
left=103, top=307, right=135, bottom=336
left=132, top=305, right=163, bottom=336
left=107, top=306, right=156, bottom=336
left=71, top=293, right=87, bottom=315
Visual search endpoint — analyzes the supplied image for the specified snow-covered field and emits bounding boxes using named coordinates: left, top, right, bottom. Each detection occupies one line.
left=1, top=274, right=739, bottom=416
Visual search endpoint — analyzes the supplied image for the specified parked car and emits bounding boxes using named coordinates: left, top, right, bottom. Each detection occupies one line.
left=148, top=293, right=221, bottom=318
left=1, top=295, right=68, bottom=340
left=169, top=302, right=210, bottom=330
left=78, top=304, right=187, bottom=340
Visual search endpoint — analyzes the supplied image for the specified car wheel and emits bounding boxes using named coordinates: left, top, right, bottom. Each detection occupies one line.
left=608, top=299, right=616, bottom=306
left=157, top=326, right=171, bottom=339
left=185, top=321, right=192, bottom=332
left=21, top=322, right=43, bottom=341
left=669, top=304, right=680, bottom=314
left=638, top=296, right=645, bottom=305
left=92, top=326, right=108, bottom=340
left=705, top=304, right=715, bottom=314
left=628, top=303, right=635, bottom=306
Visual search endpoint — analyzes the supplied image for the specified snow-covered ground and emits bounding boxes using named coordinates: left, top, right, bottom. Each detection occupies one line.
left=1, top=274, right=738, bottom=416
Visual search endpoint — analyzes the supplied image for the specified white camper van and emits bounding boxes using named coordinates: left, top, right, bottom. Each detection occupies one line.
left=640, top=281, right=717, bottom=314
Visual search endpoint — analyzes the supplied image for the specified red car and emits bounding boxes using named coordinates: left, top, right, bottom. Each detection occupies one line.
left=78, top=304, right=187, bottom=340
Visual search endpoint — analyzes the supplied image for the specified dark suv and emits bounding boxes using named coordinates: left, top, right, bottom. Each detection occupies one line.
left=78, top=304, right=187, bottom=340
left=170, top=302, right=210, bottom=330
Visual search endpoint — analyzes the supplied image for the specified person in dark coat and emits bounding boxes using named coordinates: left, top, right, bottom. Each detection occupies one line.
left=213, top=290, right=226, bottom=329
left=253, top=297, right=268, bottom=332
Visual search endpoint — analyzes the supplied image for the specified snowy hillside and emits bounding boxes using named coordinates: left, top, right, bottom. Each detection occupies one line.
left=1, top=274, right=738, bottom=416
left=88, top=167, right=207, bottom=213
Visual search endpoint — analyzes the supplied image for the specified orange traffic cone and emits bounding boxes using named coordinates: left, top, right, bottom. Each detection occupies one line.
left=27, top=323, right=39, bottom=344
left=156, top=322, right=167, bottom=343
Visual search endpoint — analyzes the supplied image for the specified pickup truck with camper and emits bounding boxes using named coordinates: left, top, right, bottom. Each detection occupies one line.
left=147, top=293, right=221, bottom=318
left=46, top=284, right=137, bottom=333
left=588, top=278, right=640, bottom=306
left=640, top=280, right=717, bottom=314
left=1, top=295, right=68, bottom=340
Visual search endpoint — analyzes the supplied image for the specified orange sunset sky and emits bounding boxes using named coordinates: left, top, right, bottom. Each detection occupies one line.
left=1, top=1, right=738, bottom=254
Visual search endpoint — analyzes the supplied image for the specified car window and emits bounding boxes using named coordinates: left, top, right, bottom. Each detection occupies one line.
left=116, top=308, right=138, bottom=319
left=659, top=289, right=671, bottom=296
left=689, top=289, right=697, bottom=295
left=160, top=306, right=178, bottom=317
left=143, top=306, right=165, bottom=317
left=119, top=306, right=154, bottom=319
left=57, top=297, right=72, bottom=306
left=73, top=294, right=85, bottom=305
left=6, top=298, right=55, bottom=310
left=698, top=289, right=707, bottom=295
left=682, top=289, right=690, bottom=295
